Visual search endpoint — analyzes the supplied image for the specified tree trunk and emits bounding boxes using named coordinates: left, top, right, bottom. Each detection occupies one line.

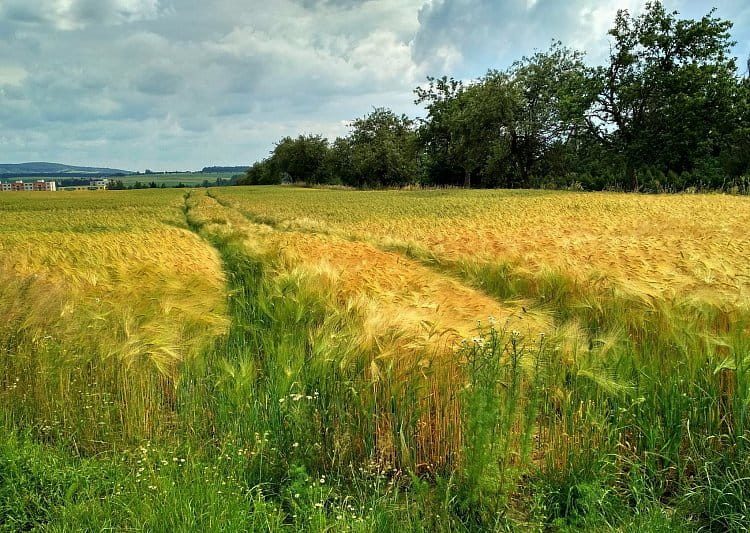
left=464, top=169, right=471, bottom=188
left=625, top=161, right=639, bottom=191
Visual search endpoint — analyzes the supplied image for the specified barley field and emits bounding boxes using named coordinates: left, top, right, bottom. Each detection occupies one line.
left=1, top=187, right=749, bottom=531
left=0, top=190, right=227, bottom=446
left=216, top=187, right=750, bottom=303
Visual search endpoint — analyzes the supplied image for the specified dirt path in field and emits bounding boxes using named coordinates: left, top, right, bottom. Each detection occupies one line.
left=205, top=192, right=550, bottom=346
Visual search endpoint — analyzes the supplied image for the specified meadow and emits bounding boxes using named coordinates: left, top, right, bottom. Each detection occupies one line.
left=116, top=172, right=239, bottom=186
left=1, top=186, right=749, bottom=531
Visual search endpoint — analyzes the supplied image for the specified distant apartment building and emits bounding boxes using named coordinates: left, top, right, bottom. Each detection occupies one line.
left=11, top=181, right=32, bottom=191
left=90, top=178, right=109, bottom=189
left=33, top=180, right=56, bottom=191
left=0, top=180, right=56, bottom=192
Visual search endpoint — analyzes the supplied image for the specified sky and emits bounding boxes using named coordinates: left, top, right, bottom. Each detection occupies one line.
left=0, top=0, right=748, bottom=171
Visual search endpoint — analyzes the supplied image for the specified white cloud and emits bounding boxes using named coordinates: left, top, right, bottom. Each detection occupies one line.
left=0, top=64, right=28, bottom=86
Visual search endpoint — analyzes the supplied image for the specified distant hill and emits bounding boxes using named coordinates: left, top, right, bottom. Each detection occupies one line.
left=0, top=162, right=132, bottom=176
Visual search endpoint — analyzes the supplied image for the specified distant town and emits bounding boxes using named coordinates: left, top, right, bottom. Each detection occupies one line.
left=0, top=163, right=249, bottom=191
left=0, top=178, right=122, bottom=192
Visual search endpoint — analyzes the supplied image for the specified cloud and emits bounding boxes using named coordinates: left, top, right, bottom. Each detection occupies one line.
left=134, top=68, right=181, bottom=95
left=0, top=64, right=27, bottom=86
left=0, top=0, right=161, bottom=30
left=413, top=0, right=648, bottom=76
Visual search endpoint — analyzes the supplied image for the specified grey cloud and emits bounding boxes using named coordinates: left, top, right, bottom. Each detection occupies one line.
left=1, top=4, right=49, bottom=24
left=179, top=114, right=213, bottom=131
left=1, top=86, right=28, bottom=101
left=224, top=74, right=261, bottom=95
left=412, top=0, right=749, bottom=78
left=134, top=69, right=181, bottom=95
left=412, top=0, right=631, bottom=74
left=106, top=125, right=145, bottom=141
left=70, top=0, right=118, bottom=25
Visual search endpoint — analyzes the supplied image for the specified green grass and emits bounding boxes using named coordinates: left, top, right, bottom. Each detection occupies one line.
left=117, top=172, right=238, bottom=186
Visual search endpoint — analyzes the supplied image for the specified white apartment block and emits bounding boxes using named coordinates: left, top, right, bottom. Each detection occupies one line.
left=0, top=180, right=57, bottom=192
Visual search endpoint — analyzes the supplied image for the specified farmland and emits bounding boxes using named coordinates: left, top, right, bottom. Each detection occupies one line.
left=116, top=172, right=239, bottom=187
left=0, top=172, right=239, bottom=190
left=1, top=187, right=750, bottom=531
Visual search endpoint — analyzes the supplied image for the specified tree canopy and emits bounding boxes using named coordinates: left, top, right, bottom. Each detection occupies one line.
left=241, top=2, right=750, bottom=192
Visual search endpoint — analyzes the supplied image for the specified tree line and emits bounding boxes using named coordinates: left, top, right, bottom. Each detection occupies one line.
left=106, top=176, right=235, bottom=190
left=238, top=2, right=750, bottom=192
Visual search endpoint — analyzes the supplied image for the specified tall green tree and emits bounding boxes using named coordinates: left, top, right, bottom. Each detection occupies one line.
left=272, top=134, right=330, bottom=183
left=239, top=159, right=280, bottom=185
left=331, top=108, right=420, bottom=188
left=719, top=67, right=750, bottom=181
left=504, top=43, right=591, bottom=185
left=586, top=1, right=738, bottom=189
left=415, top=44, right=589, bottom=188
left=415, top=74, right=517, bottom=187
left=414, top=76, right=467, bottom=186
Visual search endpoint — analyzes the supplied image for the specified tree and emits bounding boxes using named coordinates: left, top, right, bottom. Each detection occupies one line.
left=506, top=43, right=591, bottom=186
left=415, top=44, right=589, bottom=188
left=333, top=108, right=420, bottom=188
left=238, top=160, right=280, bottom=185
left=586, top=1, right=738, bottom=189
left=720, top=74, right=750, bottom=180
left=416, top=75, right=514, bottom=187
left=272, top=135, right=330, bottom=183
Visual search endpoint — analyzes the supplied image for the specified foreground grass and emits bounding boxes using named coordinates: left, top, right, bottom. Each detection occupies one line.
left=2, top=189, right=750, bottom=531
left=2, top=430, right=703, bottom=532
